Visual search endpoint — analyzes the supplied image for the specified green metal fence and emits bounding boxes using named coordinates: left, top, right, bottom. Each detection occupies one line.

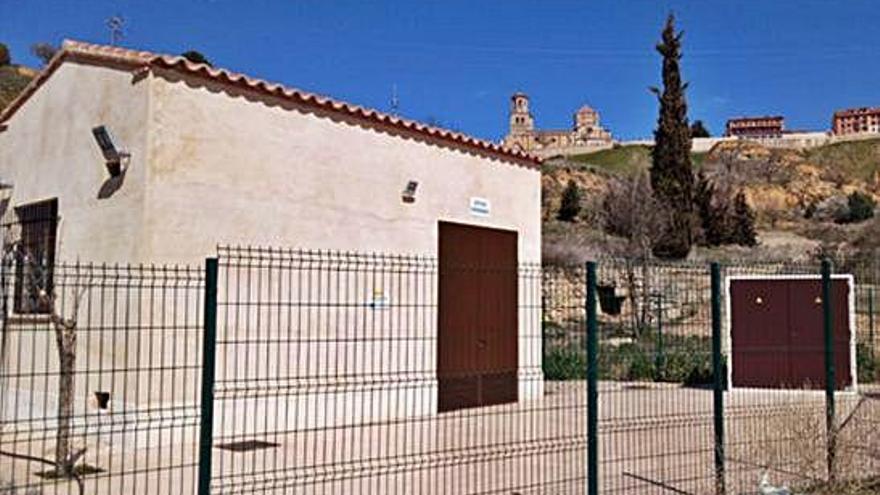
left=0, top=262, right=204, bottom=495
left=1, top=244, right=878, bottom=494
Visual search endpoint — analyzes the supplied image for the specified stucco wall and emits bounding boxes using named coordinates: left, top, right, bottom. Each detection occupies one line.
left=0, top=62, right=544, bottom=442
left=143, top=70, right=541, bottom=264
left=143, top=71, right=544, bottom=423
left=0, top=61, right=151, bottom=263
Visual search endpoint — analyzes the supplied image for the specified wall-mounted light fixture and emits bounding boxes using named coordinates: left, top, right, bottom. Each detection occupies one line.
left=402, top=180, right=418, bottom=204
left=92, top=125, right=131, bottom=177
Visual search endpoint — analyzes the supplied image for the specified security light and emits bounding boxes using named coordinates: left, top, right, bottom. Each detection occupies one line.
left=402, top=180, right=418, bottom=203
left=92, top=125, right=130, bottom=177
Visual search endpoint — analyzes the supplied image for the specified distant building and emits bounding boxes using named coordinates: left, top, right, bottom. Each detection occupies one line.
left=725, top=116, right=785, bottom=139
left=832, top=107, right=880, bottom=136
left=503, top=92, right=613, bottom=158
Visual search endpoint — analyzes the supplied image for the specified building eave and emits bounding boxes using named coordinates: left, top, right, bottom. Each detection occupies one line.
left=0, top=40, right=542, bottom=169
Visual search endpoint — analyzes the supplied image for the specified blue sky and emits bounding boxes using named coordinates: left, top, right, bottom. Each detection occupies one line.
left=2, top=1, right=879, bottom=141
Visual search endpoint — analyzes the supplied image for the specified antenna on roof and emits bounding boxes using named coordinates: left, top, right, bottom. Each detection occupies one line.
left=390, top=83, right=400, bottom=116
left=106, top=15, right=126, bottom=46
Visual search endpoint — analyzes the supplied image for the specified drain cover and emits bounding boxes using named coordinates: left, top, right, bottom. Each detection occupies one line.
left=215, top=440, right=279, bottom=452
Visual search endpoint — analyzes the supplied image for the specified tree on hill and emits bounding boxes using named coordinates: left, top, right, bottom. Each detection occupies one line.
left=694, top=171, right=732, bottom=246
left=0, top=43, right=10, bottom=66
left=602, top=173, right=660, bottom=254
left=0, top=43, right=34, bottom=111
left=557, top=179, right=583, bottom=222
left=649, top=13, right=695, bottom=259
left=31, top=42, right=58, bottom=66
left=732, top=190, right=757, bottom=247
left=690, top=120, right=710, bottom=138
left=181, top=50, right=212, bottom=66
left=841, top=191, right=876, bottom=224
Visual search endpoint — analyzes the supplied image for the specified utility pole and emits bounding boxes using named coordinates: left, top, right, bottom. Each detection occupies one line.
left=106, top=15, right=125, bottom=46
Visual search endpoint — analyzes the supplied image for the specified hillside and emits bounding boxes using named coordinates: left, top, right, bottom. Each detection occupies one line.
left=0, top=64, right=36, bottom=111
left=567, top=144, right=708, bottom=176
left=543, top=139, right=880, bottom=262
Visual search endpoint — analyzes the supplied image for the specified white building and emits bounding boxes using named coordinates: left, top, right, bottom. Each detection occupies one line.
left=0, top=40, right=544, bottom=443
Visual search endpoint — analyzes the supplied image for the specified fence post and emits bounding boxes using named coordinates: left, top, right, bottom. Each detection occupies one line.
left=586, top=261, right=599, bottom=495
left=870, top=286, right=875, bottom=361
left=821, top=258, right=836, bottom=485
left=655, top=293, right=664, bottom=380
left=198, top=257, right=219, bottom=495
left=710, top=262, right=726, bottom=495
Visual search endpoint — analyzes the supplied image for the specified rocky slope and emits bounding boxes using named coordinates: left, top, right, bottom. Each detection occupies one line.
left=543, top=139, right=880, bottom=260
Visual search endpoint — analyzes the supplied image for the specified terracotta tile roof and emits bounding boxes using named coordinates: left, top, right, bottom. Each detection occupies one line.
left=0, top=40, right=541, bottom=167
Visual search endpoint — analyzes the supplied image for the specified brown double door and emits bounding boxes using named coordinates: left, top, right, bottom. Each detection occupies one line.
left=730, top=278, right=851, bottom=389
left=438, top=222, right=518, bottom=412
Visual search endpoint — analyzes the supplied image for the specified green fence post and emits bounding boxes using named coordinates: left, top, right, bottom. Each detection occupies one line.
left=655, top=293, right=664, bottom=380
left=198, top=258, right=219, bottom=495
left=710, top=262, right=726, bottom=495
left=821, top=258, right=836, bottom=485
left=586, top=261, right=599, bottom=495
left=870, top=286, right=875, bottom=361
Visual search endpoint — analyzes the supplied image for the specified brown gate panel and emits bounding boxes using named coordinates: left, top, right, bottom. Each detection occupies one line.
left=731, top=280, right=790, bottom=388
left=479, top=230, right=518, bottom=407
left=786, top=279, right=852, bottom=389
left=730, top=277, right=852, bottom=390
left=438, top=222, right=518, bottom=412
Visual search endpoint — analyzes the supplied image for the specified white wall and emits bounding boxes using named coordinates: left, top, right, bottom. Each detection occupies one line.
left=142, top=70, right=544, bottom=428
left=0, top=61, right=545, bottom=444
left=0, top=61, right=152, bottom=263
left=143, top=71, right=541, bottom=264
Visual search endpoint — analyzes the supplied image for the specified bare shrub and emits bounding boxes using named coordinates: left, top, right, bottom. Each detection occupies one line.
left=601, top=172, right=660, bottom=258
left=734, top=394, right=880, bottom=495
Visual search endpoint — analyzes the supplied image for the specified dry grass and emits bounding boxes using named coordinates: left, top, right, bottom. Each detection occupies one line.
left=732, top=392, right=880, bottom=494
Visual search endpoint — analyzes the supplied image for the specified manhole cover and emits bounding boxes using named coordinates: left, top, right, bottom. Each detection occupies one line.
left=215, top=440, right=279, bottom=452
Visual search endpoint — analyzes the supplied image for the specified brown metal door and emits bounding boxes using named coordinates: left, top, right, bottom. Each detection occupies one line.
left=438, top=222, right=518, bottom=412
left=731, top=278, right=852, bottom=390
left=787, top=279, right=851, bottom=389
left=731, top=280, right=791, bottom=387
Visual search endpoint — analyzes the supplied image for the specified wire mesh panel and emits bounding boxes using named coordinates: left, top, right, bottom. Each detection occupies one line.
left=823, top=256, right=880, bottom=494
left=590, top=259, right=716, bottom=494
left=210, top=246, right=587, bottom=494
left=0, top=262, right=204, bottom=494
left=720, top=261, right=828, bottom=493
left=719, top=259, right=880, bottom=494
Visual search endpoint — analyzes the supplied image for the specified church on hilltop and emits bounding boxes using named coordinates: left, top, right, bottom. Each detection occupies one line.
left=502, top=92, right=614, bottom=158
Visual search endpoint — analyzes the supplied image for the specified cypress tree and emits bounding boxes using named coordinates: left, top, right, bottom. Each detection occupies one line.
left=732, top=190, right=757, bottom=247
left=649, top=13, right=695, bottom=259
left=690, top=120, right=710, bottom=138
left=694, top=171, right=736, bottom=247
left=694, top=171, right=716, bottom=246
left=557, top=179, right=582, bottom=222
